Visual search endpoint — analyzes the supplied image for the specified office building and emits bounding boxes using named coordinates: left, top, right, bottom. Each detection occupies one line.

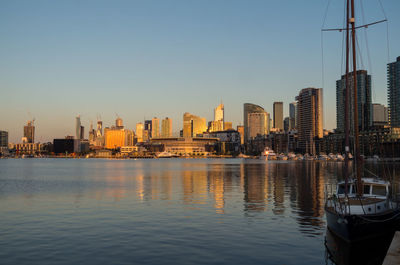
left=161, top=117, right=172, bottom=138
left=237, top=125, right=244, bottom=145
left=284, top=117, right=289, bottom=132
left=136, top=122, right=144, bottom=142
left=96, top=120, right=103, bottom=137
left=336, top=70, right=372, bottom=133
left=273, top=102, right=283, bottom=130
left=289, top=102, right=297, bottom=130
left=152, top=117, right=160, bottom=138
left=183, top=113, right=207, bottom=137
left=244, top=103, right=263, bottom=141
left=24, top=120, right=35, bottom=143
left=75, top=116, right=81, bottom=139
left=296, top=87, right=323, bottom=154
left=144, top=120, right=152, bottom=139
left=248, top=112, right=269, bottom=139
left=215, top=103, right=224, bottom=122
left=388, top=56, right=400, bottom=127
left=372, top=104, right=388, bottom=126
left=104, top=128, right=134, bottom=149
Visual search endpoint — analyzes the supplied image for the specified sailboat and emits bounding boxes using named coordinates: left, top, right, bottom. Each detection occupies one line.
left=324, top=0, right=400, bottom=241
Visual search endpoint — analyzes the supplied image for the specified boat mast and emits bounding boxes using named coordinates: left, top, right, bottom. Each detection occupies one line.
left=350, top=0, right=363, bottom=196
left=344, top=0, right=350, bottom=195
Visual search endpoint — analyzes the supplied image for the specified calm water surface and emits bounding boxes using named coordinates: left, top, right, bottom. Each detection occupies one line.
left=0, top=158, right=398, bottom=264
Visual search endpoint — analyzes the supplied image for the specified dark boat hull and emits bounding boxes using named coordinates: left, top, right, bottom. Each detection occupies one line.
left=325, top=208, right=400, bottom=242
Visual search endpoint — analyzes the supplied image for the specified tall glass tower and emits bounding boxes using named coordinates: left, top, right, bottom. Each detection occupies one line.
left=388, top=56, right=400, bottom=127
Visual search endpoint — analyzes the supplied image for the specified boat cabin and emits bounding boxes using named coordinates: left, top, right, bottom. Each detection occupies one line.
left=336, top=178, right=389, bottom=198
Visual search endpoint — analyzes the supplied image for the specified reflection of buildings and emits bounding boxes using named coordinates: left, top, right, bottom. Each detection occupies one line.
left=243, top=164, right=266, bottom=212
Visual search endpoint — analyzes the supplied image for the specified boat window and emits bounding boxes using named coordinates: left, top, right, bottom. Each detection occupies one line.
left=350, top=184, right=356, bottom=194
left=372, top=185, right=386, bottom=196
left=363, top=185, right=371, bottom=195
left=338, top=184, right=346, bottom=194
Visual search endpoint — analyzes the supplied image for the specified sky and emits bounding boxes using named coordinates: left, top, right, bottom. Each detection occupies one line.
left=1, top=0, right=399, bottom=143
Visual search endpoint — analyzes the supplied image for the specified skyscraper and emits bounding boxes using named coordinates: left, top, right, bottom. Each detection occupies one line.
left=289, top=102, right=297, bottom=130
left=24, top=120, right=35, bottom=143
left=136, top=122, right=144, bottom=142
left=372, top=103, right=388, bottom=126
left=296, top=87, right=323, bottom=154
left=183, top=112, right=207, bottom=137
left=144, top=120, right=152, bottom=139
left=152, top=117, right=160, bottom=138
left=388, top=56, right=400, bottom=127
left=96, top=120, right=103, bottom=137
left=336, top=70, right=372, bottom=133
left=75, top=116, right=81, bottom=140
left=0, top=131, right=8, bottom=148
left=243, top=103, right=268, bottom=142
left=273, top=102, right=283, bottom=130
left=214, top=103, right=224, bottom=122
left=161, top=117, right=172, bottom=138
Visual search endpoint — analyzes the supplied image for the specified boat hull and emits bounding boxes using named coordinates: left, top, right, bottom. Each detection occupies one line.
left=325, top=207, right=400, bottom=242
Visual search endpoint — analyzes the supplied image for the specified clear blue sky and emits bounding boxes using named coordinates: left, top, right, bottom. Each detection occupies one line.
left=1, top=0, right=399, bottom=142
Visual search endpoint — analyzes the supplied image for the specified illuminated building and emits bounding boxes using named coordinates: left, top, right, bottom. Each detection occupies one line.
left=104, top=128, right=134, bottom=149
left=116, top=117, right=124, bottom=129
left=152, top=117, right=160, bottom=138
left=183, top=112, right=207, bottom=137
left=237, top=125, right=244, bottom=145
left=161, top=117, right=172, bottom=138
left=244, top=103, right=267, bottom=142
left=136, top=122, right=144, bottom=142
left=248, top=112, right=269, bottom=139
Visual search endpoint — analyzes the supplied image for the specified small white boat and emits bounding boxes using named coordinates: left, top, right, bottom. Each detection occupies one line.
left=260, top=147, right=277, bottom=160
left=157, top=151, right=174, bottom=158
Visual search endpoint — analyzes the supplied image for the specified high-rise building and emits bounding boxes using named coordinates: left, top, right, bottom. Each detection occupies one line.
left=116, top=117, right=124, bottom=129
left=224, top=122, right=233, bottom=130
left=183, top=113, right=207, bottom=137
left=388, top=56, right=400, bottom=127
left=96, top=120, right=103, bottom=137
left=104, top=128, right=134, bottom=149
left=284, top=117, right=289, bottom=132
left=75, top=116, right=81, bottom=140
left=372, top=103, right=388, bottom=126
left=0, top=130, right=8, bottom=148
left=24, top=120, right=35, bottom=143
left=214, top=103, right=224, bottom=123
left=248, top=112, right=269, bottom=139
left=80, top=126, right=85, bottom=140
left=296, top=87, right=323, bottom=154
left=273, top=102, right=283, bottom=130
left=144, top=120, right=152, bottom=139
left=244, top=103, right=269, bottom=142
left=136, top=122, right=144, bottom=142
left=161, top=117, right=172, bottom=138
left=289, top=102, right=297, bottom=130
left=152, top=117, right=160, bottom=138
left=336, top=70, right=372, bottom=133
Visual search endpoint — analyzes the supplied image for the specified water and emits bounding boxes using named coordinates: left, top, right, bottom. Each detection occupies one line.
left=0, top=159, right=397, bottom=264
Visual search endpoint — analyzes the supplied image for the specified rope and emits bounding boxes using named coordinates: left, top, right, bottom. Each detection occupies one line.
left=358, top=211, right=400, bottom=223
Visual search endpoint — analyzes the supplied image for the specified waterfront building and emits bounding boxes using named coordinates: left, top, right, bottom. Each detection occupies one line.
left=336, top=70, right=372, bottom=133
left=183, top=112, right=207, bottom=138
left=54, top=138, right=81, bottom=154
left=24, top=120, right=35, bottom=143
left=136, top=122, right=144, bottom=142
left=296, top=87, right=323, bottom=154
left=372, top=103, right=388, bottom=127
left=289, top=102, right=297, bottom=130
left=150, top=137, right=218, bottom=155
left=161, top=117, right=172, bottom=138
left=116, top=117, right=124, bottom=129
left=273, top=102, right=283, bottom=131
left=248, top=112, right=269, bottom=139
left=104, top=128, right=132, bottom=149
left=207, top=129, right=241, bottom=156
left=388, top=56, right=400, bottom=127
left=152, top=117, right=160, bottom=138
left=244, top=103, right=269, bottom=142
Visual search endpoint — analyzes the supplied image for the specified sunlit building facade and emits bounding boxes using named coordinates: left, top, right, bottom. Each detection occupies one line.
left=273, top=102, right=283, bottom=131
left=183, top=112, right=207, bottom=138
left=161, top=117, right=172, bottom=138
left=152, top=117, right=160, bottom=138
left=24, top=120, right=35, bottom=143
left=244, top=103, right=267, bottom=142
left=136, top=122, right=144, bottom=142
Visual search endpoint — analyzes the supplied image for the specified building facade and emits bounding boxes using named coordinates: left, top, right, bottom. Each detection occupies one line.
left=388, top=56, right=400, bottom=127
left=273, top=102, right=283, bottom=131
left=372, top=103, right=388, bottom=127
left=152, top=117, right=160, bottom=138
left=161, top=117, right=172, bottom=138
left=136, top=122, right=144, bottom=142
left=289, top=102, right=297, bottom=130
left=296, top=87, right=323, bottom=154
left=244, top=103, right=268, bottom=142
left=336, top=70, right=372, bottom=133
left=183, top=112, right=207, bottom=138
left=24, top=120, right=35, bottom=143
left=248, top=112, right=269, bottom=139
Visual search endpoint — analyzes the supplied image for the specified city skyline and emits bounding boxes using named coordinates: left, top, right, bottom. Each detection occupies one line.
left=1, top=1, right=400, bottom=142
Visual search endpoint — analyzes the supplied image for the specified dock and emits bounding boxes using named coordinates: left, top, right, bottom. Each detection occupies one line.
left=383, top=231, right=400, bottom=265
